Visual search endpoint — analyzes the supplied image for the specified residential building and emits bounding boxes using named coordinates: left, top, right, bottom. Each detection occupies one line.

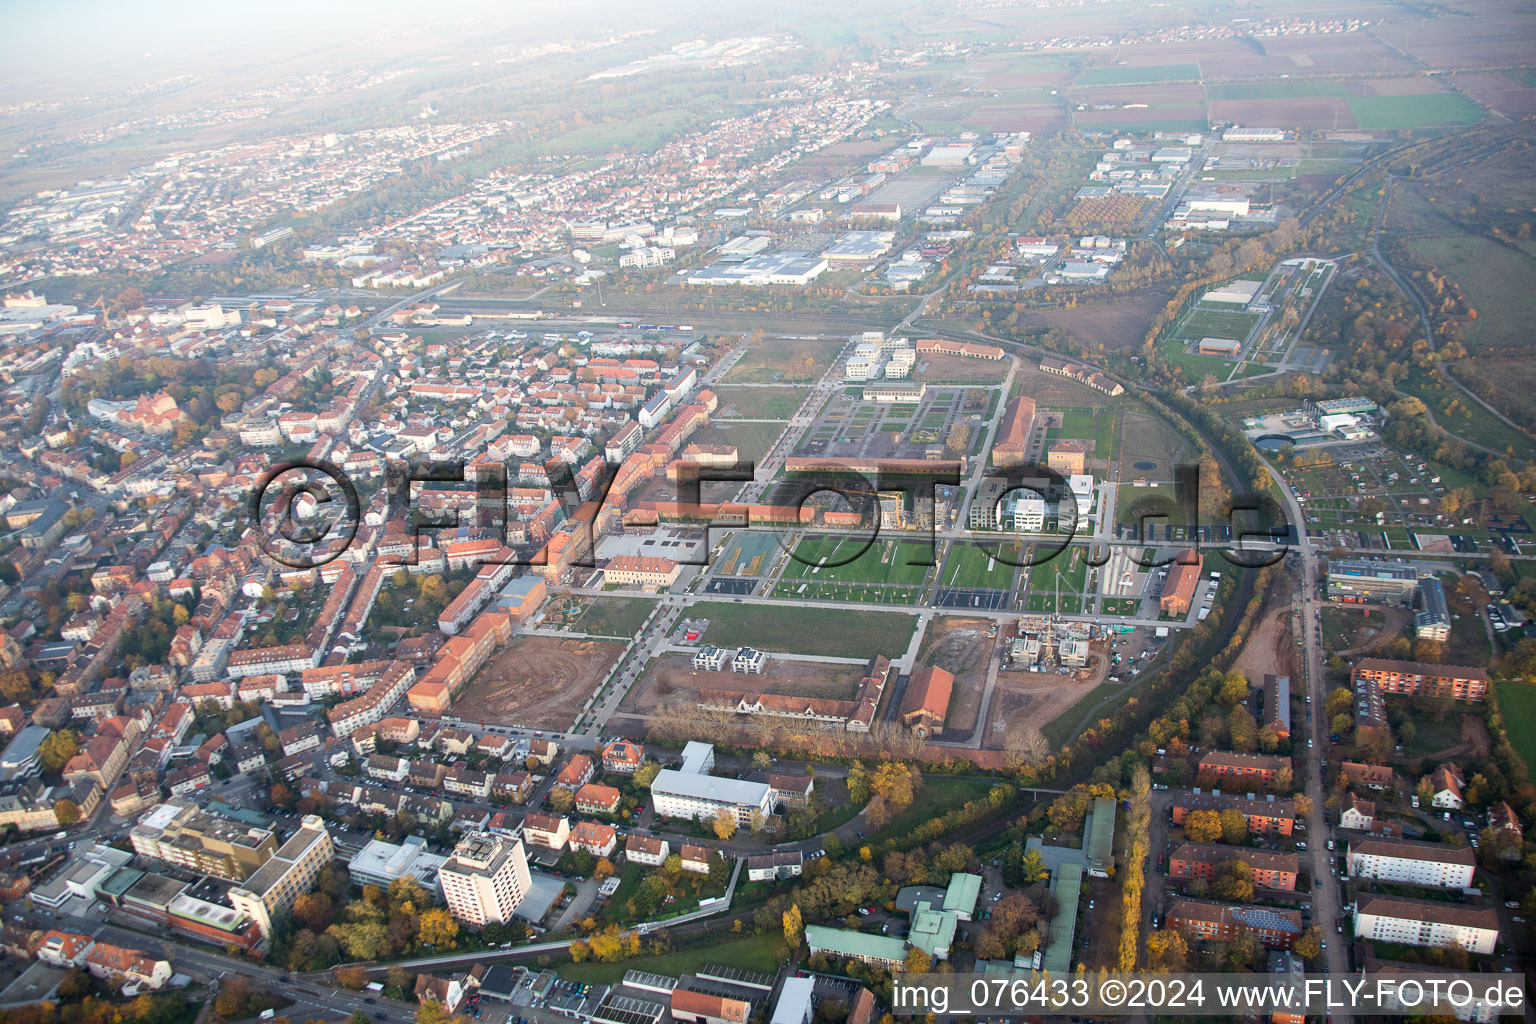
left=1347, top=837, right=1476, bottom=888
left=625, top=835, right=669, bottom=867
left=129, top=798, right=277, bottom=880
left=1166, top=843, right=1299, bottom=891
left=651, top=742, right=771, bottom=825
left=227, top=815, right=334, bottom=948
left=1351, top=659, right=1487, bottom=702
left=1353, top=896, right=1498, bottom=954
left=522, top=812, right=570, bottom=851
left=1198, top=751, right=1289, bottom=787
left=1166, top=898, right=1303, bottom=949
left=438, top=831, right=533, bottom=927
left=1171, top=793, right=1295, bottom=835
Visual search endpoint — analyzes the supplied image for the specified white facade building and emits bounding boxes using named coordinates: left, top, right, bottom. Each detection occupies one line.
left=1347, top=838, right=1476, bottom=889
left=1354, top=896, right=1498, bottom=954
left=438, top=831, right=533, bottom=927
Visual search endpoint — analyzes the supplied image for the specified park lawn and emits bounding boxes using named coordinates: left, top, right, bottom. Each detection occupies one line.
left=1397, top=369, right=1532, bottom=454
left=712, top=387, right=806, bottom=419
left=576, top=598, right=655, bottom=638
left=1058, top=410, right=1097, bottom=436
left=871, top=777, right=996, bottom=841
left=1495, top=682, right=1536, bottom=778
left=1094, top=409, right=1120, bottom=464
left=561, top=932, right=788, bottom=984
left=693, top=601, right=917, bottom=659
left=942, top=542, right=1022, bottom=590
left=1077, top=63, right=1199, bottom=85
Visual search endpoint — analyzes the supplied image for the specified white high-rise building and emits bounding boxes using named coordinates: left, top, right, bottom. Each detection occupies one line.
left=438, top=832, right=532, bottom=926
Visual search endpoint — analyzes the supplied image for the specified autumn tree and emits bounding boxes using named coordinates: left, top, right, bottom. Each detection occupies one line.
left=418, top=908, right=459, bottom=949
left=336, top=966, right=370, bottom=990
left=1183, top=809, right=1223, bottom=842
left=1218, top=808, right=1249, bottom=844
left=1212, top=860, right=1255, bottom=903
left=292, top=892, right=333, bottom=932
left=38, top=730, right=79, bottom=774
left=712, top=808, right=738, bottom=840
left=1021, top=848, right=1047, bottom=883
left=1294, top=926, right=1323, bottom=960
left=783, top=904, right=804, bottom=948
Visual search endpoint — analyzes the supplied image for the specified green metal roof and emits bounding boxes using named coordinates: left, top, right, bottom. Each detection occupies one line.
left=1040, top=862, right=1082, bottom=975
left=943, top=871, right=983, bottom=916
left=1085, top=797, right=1117, bottom=875
left=804, top=925, right=908, bottom=963
left=908, top=901, right=957, bottom=958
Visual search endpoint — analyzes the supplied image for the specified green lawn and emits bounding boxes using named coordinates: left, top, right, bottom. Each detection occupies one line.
left=1495, top=682, right=1536, bottom=779
left=870, top=777, right=996, bottom=841
left=576, top=598, right=655, bottom=638
left=712, top=387, right=807, bottom=419
left=1078, top=63, right=1200, bottom=85
left=561, top=933, right=788, bottom=984
left=693, top=601, right=918, bottom=659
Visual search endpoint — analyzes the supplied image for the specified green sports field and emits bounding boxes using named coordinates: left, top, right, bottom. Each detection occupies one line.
left=941, top=542, right=1022, bottom=590
left=778, top=534, right=935, bottom=587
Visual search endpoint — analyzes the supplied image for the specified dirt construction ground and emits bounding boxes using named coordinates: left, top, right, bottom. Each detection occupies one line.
left=1231, top=603, right=1299, bottom=685
left=623, top=654, right=867, bottom=715
left=916, top=616, right=997, bottom=733
left=983, top=658, right=1107, bottom=751
left=454, top=635, right=626, bottom=730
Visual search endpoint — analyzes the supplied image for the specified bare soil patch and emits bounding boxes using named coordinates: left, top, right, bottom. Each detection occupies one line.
left=623, top=654, right=868, bottom=715
left=914, top=352, right=1011, bottom=383
left=1230, top=603, right=1298, bottom=685
left=456, top=635, right=625, bottom=730
left=1208, top=98, right=1357, bottom=130
left=982, top=667, right=1098, bottom=752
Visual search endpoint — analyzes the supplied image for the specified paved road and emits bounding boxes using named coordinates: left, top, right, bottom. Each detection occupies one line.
left=1266, top=458, right=1353, bottom=1014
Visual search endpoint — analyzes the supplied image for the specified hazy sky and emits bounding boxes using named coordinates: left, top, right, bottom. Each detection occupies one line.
left=3, top=0, right=603, bottom=87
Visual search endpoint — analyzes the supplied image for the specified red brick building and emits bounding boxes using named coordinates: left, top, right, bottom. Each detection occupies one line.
left=1166, top=842, right=1299, bottom=891
left=1350, top=659, right=1487, bottom=701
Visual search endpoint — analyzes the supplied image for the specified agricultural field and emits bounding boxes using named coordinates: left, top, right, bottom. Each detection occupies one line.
left=1076, top=63, right=1200, bottom=86
left=689, top=601, right=918, bottom=660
